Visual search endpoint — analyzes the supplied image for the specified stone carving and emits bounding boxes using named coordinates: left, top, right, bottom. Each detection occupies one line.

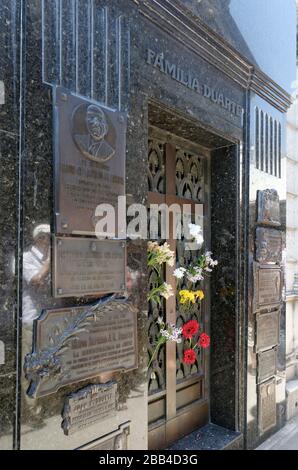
left=257, top=189, right=280, bottom=226
left=72, top=103, right=115, bottom=163
left=62, top=382, right=118, bottom=436
left=255, top=228, right=282, bottom=264
left=24, top=294, right=118, bottom=398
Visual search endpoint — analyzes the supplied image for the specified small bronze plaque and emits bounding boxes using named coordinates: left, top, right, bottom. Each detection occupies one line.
left=253, top=263, right=282, bottom=311
left=257, top=189, right=280, bottom=226
left=256, top=310, right=280, bottom=352
left=78, top=422, right=130, bottom=450
left=54, top=87, right=127, bottom=236
left=62, top=382, right=117, bottom=435
left=255, top=228, right=282, bottom=264
left=257, top=348, right=277, bottom=383
left=258, top=378, right=276, bottom=434
left=24, top=297, right=138, bottom=398
left=53, top=236, right=126, bottom=298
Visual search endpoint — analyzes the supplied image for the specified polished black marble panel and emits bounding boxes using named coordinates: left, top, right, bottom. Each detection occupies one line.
left=168, top=422, right=241, bottom=450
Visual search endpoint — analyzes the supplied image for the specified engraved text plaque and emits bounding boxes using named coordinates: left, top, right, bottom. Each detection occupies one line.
left=255, top=228, right=282, bottom=264
left=257, top=348, right=277, bottom=383
left=62, top=382, right=117, bottom=435
left=53, top=236, right=126, bottom=298
left=258, top=378, right=276, bottom=434
left=253, top=263, right=282, bottom=311
left=54, top=87, right=127, bottom=236
left=256, top=310, right=280, bottom=352
left=25, top=298, right=138, bottom=397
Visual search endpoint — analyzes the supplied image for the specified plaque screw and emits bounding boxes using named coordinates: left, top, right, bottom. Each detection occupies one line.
left=118, top=115, right=125, bottom=124
left=57, top=288, right=63, bottom=295
left=61, top=93, right=68, bottom=102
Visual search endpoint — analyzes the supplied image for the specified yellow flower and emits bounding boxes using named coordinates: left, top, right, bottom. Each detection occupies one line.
left=179, top=290, right=196, bottom=304
left=179, top=289, right=205, bottom=305
left=195, top=290, right=205, bottom=301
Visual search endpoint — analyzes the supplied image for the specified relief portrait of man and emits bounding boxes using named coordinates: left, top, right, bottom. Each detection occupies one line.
left=73, top=104, right=115, bottom=163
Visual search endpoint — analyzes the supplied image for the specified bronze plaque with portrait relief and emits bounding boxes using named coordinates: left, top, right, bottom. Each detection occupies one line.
left=54, top=87, right=127, bottom=237
left=256, top=310, right=280, bottom=352
left=53, top=236, right=126, bottom=298
left=253, top=263, right=282, bottom=311
left=78, top=422, right=130, bottom=450
left=255, top=228, right=282, bottom=265
left=61, top=382, right=118, bottom=436
left=258, top=378, right=277, bottom=434
left=24, top=298, right=137, bottom=398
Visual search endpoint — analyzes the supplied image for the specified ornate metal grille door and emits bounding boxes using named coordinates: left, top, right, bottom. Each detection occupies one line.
left=148, top=126, right=210, bottom=449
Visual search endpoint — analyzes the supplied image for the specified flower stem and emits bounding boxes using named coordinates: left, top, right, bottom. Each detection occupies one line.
left=148, top=341, right=162, bottom=370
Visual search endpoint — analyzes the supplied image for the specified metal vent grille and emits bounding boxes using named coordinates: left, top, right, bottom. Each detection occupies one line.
left=255, top=107, right=281, bottom=178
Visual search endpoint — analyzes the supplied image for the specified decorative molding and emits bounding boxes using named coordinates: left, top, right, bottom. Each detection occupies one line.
left=133, top=0, right=292, bottom=113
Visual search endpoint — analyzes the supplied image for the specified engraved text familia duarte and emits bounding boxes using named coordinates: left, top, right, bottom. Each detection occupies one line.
left=147, top=49, right=243, bottom=118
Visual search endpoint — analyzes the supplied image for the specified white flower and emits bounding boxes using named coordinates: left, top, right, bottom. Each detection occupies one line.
left=204, top=267, right=213, bottom=273
left=160, top=282, right=174, bottom=300
left=188, top=223, right=202, bottom=237
left=209, top=259, right=218, bottom=267
left=161, top=329, right=170, bottom=339
left=173, top=267, right=186, bottom=279
left=157, top=316, right=164, bottom=325
left=186, top=266, right=204, bottom=283
left=194, top=233, right=204, bottom=246
left=188, top=224, right=204, bottom=246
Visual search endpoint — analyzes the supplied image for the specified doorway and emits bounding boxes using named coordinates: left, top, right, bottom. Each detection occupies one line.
left=147, top=124, right=211, bottom=449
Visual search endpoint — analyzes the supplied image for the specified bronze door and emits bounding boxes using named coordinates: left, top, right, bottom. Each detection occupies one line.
left=148, top=126, right=210, bottom=449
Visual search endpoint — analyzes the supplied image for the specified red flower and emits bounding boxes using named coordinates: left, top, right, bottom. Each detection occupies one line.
left=199, top=333, right=210, bottom=349
left=182, top=320, right=199, bottom=339
left=183, top=349, right=196, bottom=365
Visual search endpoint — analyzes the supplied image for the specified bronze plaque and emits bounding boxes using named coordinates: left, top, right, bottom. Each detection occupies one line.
left=62, top=382, right=117, bottom=435
left=257, top=189, right=280, bottom=226
left=24, top=298, right=138, bottom=398
left=53, top=236, right=126, bottom=298
left=257, top=348, right=277, bottom=383
left=253, top=263, right=282, bottom=311
left=78, top=422, right=130, bottom=450
left=255, top=228, right=282, bottom=264
left=54, top=87, right=127, bottom=236
left=258, top=378, right=276, bottom=434
left=256, top=310, right=280, bottom=352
